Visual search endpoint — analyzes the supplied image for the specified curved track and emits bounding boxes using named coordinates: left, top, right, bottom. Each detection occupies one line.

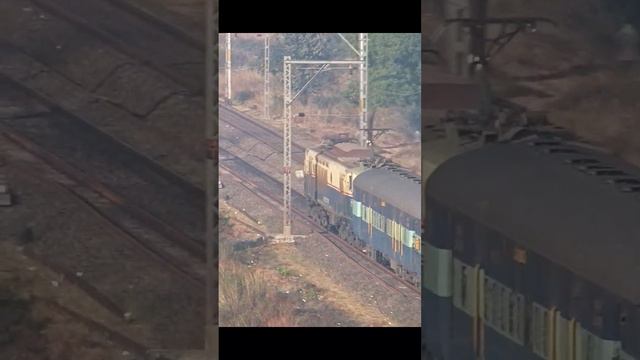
left=0, top=76, right=205, bottom=348
left=2, top=0, right=420, bottom=324
left=4, top=129, right=206, bottom=285
left=219, top=147, right=420, bottom=299
left=219, top=104, right=306, bottom=163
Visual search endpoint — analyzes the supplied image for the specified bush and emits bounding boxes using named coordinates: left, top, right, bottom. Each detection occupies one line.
left=219, top=261, right=298, bottom=326
left=235, top=90, right=254, bottom=104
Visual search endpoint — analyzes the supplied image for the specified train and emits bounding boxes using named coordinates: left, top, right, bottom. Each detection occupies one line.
left=303, top=140, right=422, bottom=286
left=420, top=15, right=640, bottom=358
left=422, top=128, right=640, bottom=360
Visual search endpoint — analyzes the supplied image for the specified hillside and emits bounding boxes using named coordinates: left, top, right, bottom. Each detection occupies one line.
left=489, top=0, right=640, bottom=165
left=220, top=33, right=421, bottom=174
left=424, top=0, right=640, bottom=166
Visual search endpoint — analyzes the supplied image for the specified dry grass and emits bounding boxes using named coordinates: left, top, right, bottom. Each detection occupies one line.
left=549, top=67, right=640, bottom=164
left=269, top=246, right=394, bottom=327
left=219, top=260, right=298, bottom=327
left=487, top=0, right=640, bottom=167
left=219, top=213, right=298, bottom=327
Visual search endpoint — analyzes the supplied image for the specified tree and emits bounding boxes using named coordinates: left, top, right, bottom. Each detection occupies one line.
left=342, top=34, right=420, bottom=109
left=340, top=34, right=421, bottom=130
left=368, top=33, right=421, bottom=109
left=270, top=34, right=351, bottom=104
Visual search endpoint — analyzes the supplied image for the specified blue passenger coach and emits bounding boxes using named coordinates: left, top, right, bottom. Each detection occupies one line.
left=422, top=135, right=640, bottom=360
left=351, top=167, right=421, bottom=284
left=303, top=142, right=421, bottom=286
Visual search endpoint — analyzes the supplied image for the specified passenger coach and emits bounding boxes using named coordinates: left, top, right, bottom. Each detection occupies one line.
left=423, top=134, right=640, bottom=360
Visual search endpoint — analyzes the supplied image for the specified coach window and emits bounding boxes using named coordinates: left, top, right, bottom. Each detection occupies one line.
left=531, top=304, right=540, bottom=355
left=494, top=282, right=502, bottom=328
left=515, top=294, right=525, bottom=344
left=584, top=332, right=596, bottom=360
left=484, top=277, right=492, bottom=323
left=460, top=265, right=468, bottom=309
left=502, top=287, right=510, bottom=333
left=531, top=303, right=550, bottom=358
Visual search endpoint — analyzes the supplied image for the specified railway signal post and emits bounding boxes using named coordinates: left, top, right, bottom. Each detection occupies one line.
left=275, top=57, right=364, bottom=243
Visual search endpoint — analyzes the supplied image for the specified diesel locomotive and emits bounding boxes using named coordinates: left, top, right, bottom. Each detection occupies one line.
left=303, top=140, right=422, bottom=285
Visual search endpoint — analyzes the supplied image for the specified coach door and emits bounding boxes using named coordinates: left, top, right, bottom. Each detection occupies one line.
left=474, top=266, right=485, bottom=359
left=453, top=260, right=485, bottom=359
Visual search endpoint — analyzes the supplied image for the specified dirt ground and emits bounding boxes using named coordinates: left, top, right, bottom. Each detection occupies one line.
left=424, top=1, right=640, bottom=166
left=120, top=0, right=205, bottom=42
left=0, top=0, right=205, bottom=188
left=0, top=246, right=135, bottom=360
left=218, top=163, right=420, bottom=327
left=219, top=198, right=395, bottom=327
left=0, top=125, right=208, bottom=356
left=488, top=0, right=640, bottom=166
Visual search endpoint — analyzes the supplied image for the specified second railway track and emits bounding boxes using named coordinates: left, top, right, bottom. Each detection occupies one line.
left=219, top=147, right=420, bottom=300
left=1, top=0, right=421, bottom=326
left=219, top=106, right=421, bottom=302
left=0, top=76, right=207, bottom=347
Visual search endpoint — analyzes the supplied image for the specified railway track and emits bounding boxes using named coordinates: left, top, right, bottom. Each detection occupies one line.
left=3, top=0, right=419, bottom=321
left=4, top=129, right=205, bottom=287
left=2, top=151, right=206, bottom=346
left=0, top=78, right=206, bottom=348
left=219, top=105, right=421, bottom=298
left=29, top=0, right=204, bottom=94
left=0, top=71, right=205, bottom=242
left=2, top=126, right=208, bottom=339
left=219, top=147, right=420, bottom=299
left=37, top=297, right=153, bottom=359
left=219, top=104, right=306, bottom=163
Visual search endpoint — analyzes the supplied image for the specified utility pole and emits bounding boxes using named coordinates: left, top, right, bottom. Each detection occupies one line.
left=205, top=0, right=218, bottom=358
left=470, top=0, right=487, bottom=71
left=281, top=56, right=292, bottom=242
left=469, top=0, right=491, bottom=115
left=264, top=34, right=270, bottom=120
left=443, top=0, right=555, bottom=117
left=358, top=33, right=369, bottom=147
left=277, top=58, right=362, bottom=243
left=445, top=0, right=554, bottom=73
left=337, top=33, right=369, bottom=147
left=226, top=33, right=231, bottom=101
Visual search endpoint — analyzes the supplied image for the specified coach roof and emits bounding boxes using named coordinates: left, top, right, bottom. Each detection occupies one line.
left=354, top=167, right=421, bottom=219
left=427, top=138, right=640, bottom=303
